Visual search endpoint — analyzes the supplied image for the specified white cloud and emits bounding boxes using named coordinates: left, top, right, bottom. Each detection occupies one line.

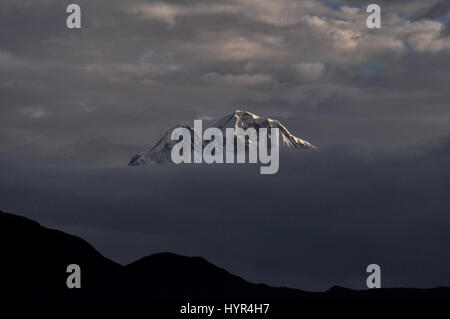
left=184, top=32, right=287, bottom=61
left=0, top=51, right=23, bottom=69
left=128, top=0, right=335, bottom=27
left=128, top=2, right=181, bottom=26
left=20, top=106, right=47, bottom=119
left=128, top=2, right=237, bottom=26
left=293, top=63, right=325, bottom=82
left=203, top=72, right=272, bottom=86
left=404, top=20, right=450, bottom=52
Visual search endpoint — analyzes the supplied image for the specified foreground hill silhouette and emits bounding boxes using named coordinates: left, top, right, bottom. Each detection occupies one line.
left=0, top=210, right=448, bottom=301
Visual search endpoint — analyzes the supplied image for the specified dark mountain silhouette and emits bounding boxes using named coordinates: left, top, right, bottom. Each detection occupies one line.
left=0, top=210, right=449, bottom=301
left=0, top=211, right=122, bottom=299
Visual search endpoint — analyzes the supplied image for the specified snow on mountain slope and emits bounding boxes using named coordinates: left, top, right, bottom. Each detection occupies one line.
left=129, top=110, right=316, bottom=165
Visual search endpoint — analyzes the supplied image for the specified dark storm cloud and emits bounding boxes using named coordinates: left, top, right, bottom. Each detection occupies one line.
left=418, top=1, right=450, bottom=20
left=0, top=137, right=449, bottom=291
left=1, top=0, right=450, bottom=165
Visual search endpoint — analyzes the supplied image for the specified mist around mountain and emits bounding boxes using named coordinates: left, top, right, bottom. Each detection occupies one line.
left=1, top=210, right=448, bottom=302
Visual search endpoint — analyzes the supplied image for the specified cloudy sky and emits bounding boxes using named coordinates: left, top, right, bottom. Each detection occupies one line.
left=0, top=0, right=449, bottom=291
left=1, top=0, right=450, bottom=164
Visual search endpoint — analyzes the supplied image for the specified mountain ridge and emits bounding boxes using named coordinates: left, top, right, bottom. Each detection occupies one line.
left=129, top=110, right=316, bottom=166
left=0, top=210, right=449, bottom=301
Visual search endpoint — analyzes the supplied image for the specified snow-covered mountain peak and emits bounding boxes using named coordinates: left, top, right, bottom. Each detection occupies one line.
left=129, top=110, right=316, bottom=166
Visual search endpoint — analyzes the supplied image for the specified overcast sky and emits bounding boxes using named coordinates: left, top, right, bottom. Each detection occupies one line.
left=0, top=0, right=449, bottom=291
left=1, top=0, right=450, bottom=165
